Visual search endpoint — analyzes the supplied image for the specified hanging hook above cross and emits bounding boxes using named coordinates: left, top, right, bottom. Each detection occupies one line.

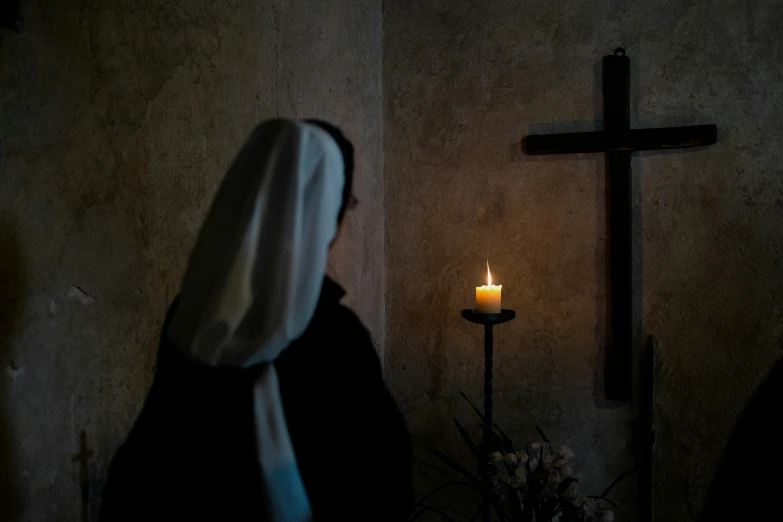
left=523, top=48, right=717, bottom=401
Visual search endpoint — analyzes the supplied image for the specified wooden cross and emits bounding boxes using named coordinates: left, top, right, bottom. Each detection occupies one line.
left=524, top=48, right=717, bottom=401
left=72, top=430, right=94, bottom=522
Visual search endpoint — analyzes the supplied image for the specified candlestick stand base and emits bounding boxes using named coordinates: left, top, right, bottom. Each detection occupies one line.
left=461, top=308, right=516, bottom=522
left=462, top=309, right=516, bottom=325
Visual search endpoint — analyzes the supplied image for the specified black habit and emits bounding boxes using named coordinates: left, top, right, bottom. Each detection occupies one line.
left=102, top=277, right=413, bottom=521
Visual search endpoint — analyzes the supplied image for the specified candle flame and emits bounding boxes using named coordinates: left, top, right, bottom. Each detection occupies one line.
left=487, top=260, right=492, bottom=286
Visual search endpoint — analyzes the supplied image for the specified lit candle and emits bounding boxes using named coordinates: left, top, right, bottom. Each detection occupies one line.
left=476, top=260, right=502, bottom=313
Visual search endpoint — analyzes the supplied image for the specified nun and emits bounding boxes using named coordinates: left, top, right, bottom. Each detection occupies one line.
left=102, top=120, right=413, bottom=521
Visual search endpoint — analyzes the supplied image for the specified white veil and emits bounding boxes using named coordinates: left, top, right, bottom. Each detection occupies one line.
left=167, top=119, right=345, bottom=521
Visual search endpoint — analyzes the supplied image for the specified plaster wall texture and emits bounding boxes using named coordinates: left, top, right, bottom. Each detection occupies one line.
left=0, top=0, right=382, bottom=520
left=383, top=1, right=783, bottom=521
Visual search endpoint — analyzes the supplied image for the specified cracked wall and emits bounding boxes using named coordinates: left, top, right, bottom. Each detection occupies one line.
left=383, top=1, right=783, bottom=521
left=0, top=0, right=382, bottom=520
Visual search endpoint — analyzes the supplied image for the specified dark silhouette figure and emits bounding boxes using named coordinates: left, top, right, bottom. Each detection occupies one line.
left=701, top=357, right=783, bottom=521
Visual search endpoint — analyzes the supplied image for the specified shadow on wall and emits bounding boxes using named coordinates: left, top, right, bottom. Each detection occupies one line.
left=700, top=356, right=783, bottom=521
left=0, top=213, right=25, bottom=521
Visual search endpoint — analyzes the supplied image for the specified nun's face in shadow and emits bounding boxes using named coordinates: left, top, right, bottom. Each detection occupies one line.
left=330, top=194, right=359, bottom=250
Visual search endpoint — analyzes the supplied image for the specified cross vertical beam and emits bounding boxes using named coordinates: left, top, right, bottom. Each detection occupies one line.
left=604, top=50, right=633, bottom=400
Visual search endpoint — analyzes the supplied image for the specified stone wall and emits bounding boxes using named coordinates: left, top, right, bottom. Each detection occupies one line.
left=0, top=1, right=382, bottom=520
left=383, top=1, right=783, bottom=520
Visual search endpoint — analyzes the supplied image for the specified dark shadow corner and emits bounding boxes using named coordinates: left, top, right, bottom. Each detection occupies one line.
left=0, top=212, right=26, bottom=521
left=1, top=0, right=22, bottom=32
left=700, top=355, right=783, bottom=521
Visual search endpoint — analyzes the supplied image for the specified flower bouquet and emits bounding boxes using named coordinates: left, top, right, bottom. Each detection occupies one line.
left=413, top=393, right=630, bottom=521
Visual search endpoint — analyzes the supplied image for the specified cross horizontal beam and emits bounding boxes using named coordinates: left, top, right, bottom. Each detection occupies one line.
left=525, top=124, right=717, bottom=155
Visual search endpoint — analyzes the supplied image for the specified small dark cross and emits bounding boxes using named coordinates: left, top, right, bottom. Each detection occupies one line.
left=524, top=48, right=717, bottom=401
left=72, top=430, right=94, bottom=522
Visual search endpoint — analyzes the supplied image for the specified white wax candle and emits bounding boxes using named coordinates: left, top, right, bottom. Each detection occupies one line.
left=476, top=261, right=501, bottom=313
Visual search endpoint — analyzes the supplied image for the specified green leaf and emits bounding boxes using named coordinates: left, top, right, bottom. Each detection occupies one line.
left=411, top=504, right=462, bottom=522
left=427, top=449, right=482, bottom=487
left=586, top=495, right=619, bottom=510
left=490, top=493, right=513, bottom=522
left=540, top=497, right=559, bottom=520
left=599, top=468, right=635, bottom=499
left=453, top=418, right=479, bottom=457
left=506, top=485, right=524, bottom=519
left=462, top=391, right=515, bottom=452
left=493, top=432, right=512, bottom=454
left=460, top=391, right=484, bottom=421
left=558, top=502, right=580, bottom=521
left=494, top=425, right=514, bottom=453
left=417, top=481, right=481, bottom=506
left=556, top=477, right=579, bottom=497
left=535, top=424, right=549, bottom=443
left=478, top=423, right=513, bottom=453
left=521, top=503, right=534, bottom=522
left=413, top=459, right=454, bottom=479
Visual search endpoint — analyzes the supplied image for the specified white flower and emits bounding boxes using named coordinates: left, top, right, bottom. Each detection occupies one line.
left=509, top=468, right=529, bottom=490
left=514, top=466, right=528, bottom=488
left=555, top=445, right=575, bottom=460
left=490, top=451, right=504, bottom=463
left=580, top=498, right=596, bottom=515
left=530, top=442, right=549, bottom=453
left=562, top=483, right=578, bottom=501
left=572, top=496, right=615, bottom=522
left=542, top=452, right=556, bottom=468
left=515, top=451, right=529, bottom=465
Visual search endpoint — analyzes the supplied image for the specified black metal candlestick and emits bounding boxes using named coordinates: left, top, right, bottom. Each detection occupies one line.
left=462, top=308, right=516, bottom=522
